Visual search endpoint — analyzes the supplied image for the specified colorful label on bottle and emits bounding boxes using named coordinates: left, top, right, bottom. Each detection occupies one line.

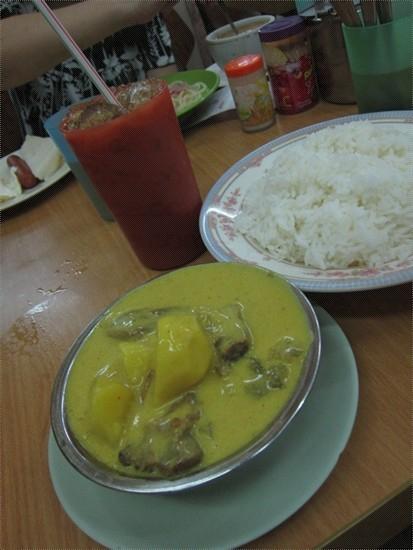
left=232, top=76, right=274, bottom=130
left=263, top=37, right=318, bottom=114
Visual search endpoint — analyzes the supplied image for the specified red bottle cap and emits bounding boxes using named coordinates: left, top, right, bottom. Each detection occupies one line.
left=224, top=54, right=264, bottom=78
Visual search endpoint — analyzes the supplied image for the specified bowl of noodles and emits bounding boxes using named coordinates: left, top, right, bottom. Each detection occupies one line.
left=165, top=69, right=220, bottom=117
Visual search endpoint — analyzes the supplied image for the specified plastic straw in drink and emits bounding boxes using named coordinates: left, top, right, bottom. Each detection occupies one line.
left=32, top=0, right=123, bottom=108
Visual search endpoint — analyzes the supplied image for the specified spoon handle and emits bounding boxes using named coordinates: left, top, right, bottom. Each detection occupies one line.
left=376, top=0, right=393, bottom=23
left=217, top=0, right=239, bottom=35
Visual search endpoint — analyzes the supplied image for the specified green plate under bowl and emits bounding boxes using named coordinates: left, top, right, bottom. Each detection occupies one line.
left=48, top=307, right=359, bottom=549
left=164, top=69, right=220, bottom=117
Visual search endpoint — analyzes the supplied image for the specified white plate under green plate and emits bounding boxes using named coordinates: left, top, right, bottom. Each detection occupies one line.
left=164, top=69, right=220, bottom=117
left=199, top=111, right=413, bottom=292
left=48, top=307, right=358, bottom=549
left=0, top=162, right=71, bottom=212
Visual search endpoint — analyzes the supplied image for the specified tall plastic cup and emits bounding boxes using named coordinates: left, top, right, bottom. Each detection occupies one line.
left=60, top=80, right=205, bottom=270
left=342, top=14, right=412, bottom=113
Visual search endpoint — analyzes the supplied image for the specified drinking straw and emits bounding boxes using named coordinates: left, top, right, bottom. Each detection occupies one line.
left=217, top=0, right=239, bottom=35
left=32, top=0, right=123, bottom=108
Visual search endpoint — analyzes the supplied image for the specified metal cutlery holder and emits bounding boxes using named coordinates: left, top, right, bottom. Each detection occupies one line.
left=308, top=13, right=356, bottom=105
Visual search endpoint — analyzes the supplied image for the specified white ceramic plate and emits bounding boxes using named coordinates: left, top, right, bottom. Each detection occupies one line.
left=48, top=307, right=358, bottom=549
left=0, top=162, right=71, bottom=212
left=200, top=111, right=413, bottom=292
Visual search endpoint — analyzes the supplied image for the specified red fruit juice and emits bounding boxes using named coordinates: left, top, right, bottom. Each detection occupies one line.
left=61, top=80, right=205, bottom=270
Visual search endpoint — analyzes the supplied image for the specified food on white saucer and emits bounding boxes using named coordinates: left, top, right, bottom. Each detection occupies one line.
left=0, top=136, right=64, bottom=202
left=0, top=158, right=22, bottom=201
left=7, top=154, right=38, bottom=189
left=19, top=135, right=63, bottom=180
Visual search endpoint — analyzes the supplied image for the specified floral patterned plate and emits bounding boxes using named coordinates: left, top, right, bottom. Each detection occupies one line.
left=200, top=111, right=413, bottom=293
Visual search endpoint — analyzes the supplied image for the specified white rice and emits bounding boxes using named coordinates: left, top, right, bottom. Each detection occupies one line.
left=235, top=121, right=413, bottom=269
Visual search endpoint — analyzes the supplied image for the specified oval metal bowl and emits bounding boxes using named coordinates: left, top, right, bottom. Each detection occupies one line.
left=51, top=264, right=321, bottom=493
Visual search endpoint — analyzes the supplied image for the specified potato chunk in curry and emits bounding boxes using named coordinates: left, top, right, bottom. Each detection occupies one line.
left=119, top=339, right=153, bottom=384
left=90, top=380, right=133, bottom=444
left=155, top=315, right=213, bottom=405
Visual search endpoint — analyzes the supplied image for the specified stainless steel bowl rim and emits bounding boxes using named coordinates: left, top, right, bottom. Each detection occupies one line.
left=51, top=263, right=321, bottom=494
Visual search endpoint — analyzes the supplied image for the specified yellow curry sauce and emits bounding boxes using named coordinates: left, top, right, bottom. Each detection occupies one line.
left=66, top=263, right=313, bottom=478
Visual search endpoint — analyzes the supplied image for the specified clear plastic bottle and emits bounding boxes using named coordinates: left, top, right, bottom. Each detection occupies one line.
left=224, top=54, right=275, bottom=132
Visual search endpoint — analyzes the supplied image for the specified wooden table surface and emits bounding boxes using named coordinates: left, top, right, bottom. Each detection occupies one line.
left=1, top=101, right=411, bottom=549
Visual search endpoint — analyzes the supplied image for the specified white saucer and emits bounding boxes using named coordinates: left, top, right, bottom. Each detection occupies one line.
left=48, top=307, right=358, bottom=549
left=0, top=162, right=71, bottom=212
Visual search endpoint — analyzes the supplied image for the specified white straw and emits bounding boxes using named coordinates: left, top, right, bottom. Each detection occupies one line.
left=32, top=0, right=123, bottom=108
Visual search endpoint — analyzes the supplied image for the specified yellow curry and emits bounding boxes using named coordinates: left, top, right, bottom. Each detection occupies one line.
left=66, top=263, right=313, bottom=478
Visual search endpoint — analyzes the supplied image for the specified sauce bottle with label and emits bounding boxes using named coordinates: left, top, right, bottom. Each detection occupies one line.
left=224, top=54, right=275, bottom=132
left=259, top=16, right=318, bottom=114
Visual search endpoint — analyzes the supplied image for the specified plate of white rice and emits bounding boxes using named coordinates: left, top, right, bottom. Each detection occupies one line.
left=200, top=112, right=413, bottom=292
